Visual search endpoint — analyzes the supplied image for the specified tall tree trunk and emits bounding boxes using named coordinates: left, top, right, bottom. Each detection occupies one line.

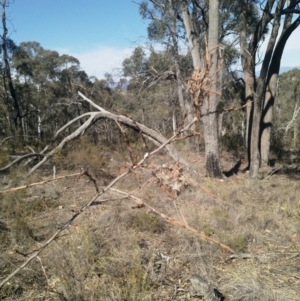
left=201, top=0, right=222, bottom=177
left=239, top=0, right=276, bottom=175
left=249, top=79, right=265, bottom=177
left=168, top=0, right=194, bottom=129
left=181, top=0, right=222, bottom=177
left=239, top=0, right=293, bottom=178
left=239, top=0, right=255, bottom=168
left=244, top=72, right=255, bottom=167
left=172, top=100, right=177, bottom=135
left=181, top=0, right=202, bottom=69
left=1, top=0, right=21, bottom=130
left=294, top=120, right=298, bottom=149
left=250, top=1, right=283, bottom=177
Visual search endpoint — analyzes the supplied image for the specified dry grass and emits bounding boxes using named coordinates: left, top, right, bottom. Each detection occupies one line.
left=1, top=146, right=300, bottom=300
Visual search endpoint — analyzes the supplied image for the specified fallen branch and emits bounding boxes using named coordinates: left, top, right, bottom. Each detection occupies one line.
left=0, top=135, right=39, bottom=146
left=110, top=187, right=234, bottom=253
left=0, top=153, right=45, bottom=173
left=0, top=172, right=82, bottom=194
left=28, top=113, right=97, bottom=175
left=0, top=92, right=193, bottom=175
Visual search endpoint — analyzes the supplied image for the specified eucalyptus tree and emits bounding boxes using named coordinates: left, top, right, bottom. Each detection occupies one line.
left=122, top=46, right=186, bottom=134
left=139, top=0, right=195, bottom=129
left=180, top=0, right=300, bottom=178
left=179, top=0, right=226, bottom=177
left=238, top=0, right=300, bottom=177
left=13, top=42, right=92, bottom=140
left=137, top=0, right=244, bottom=177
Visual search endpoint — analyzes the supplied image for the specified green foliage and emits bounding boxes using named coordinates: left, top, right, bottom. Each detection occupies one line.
left=0, top=38, right=110, bottom=142
left=122, top=47, right=147, bottom=77
left=220, top=0, right=264, bottom=39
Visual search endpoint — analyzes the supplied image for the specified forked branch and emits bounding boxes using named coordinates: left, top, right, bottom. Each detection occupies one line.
left=0, top=92, right=192, bottom=175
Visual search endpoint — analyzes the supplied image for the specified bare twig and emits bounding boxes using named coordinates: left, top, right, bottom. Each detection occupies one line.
left=262, top=166, right=282, bottom=181
left=0, top=189, right=99, bottom=288
left=0, top=153, right=45, bottom=173
left=0, top=172, right=82, bottom=194
left=222, top=101, right=253, bottom=113
left=37, top=256, right=50, bottom=287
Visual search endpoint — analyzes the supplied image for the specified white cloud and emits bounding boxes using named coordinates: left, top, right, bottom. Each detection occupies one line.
left=57, top=26, right=299, bottom=81
left=56, top=46, right=134, bottom=80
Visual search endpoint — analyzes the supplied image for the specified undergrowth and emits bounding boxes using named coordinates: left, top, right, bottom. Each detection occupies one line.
left=1, top=149, right=300, bottom=300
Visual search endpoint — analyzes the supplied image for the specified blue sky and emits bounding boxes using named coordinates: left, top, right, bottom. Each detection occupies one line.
left=6, top=0, right=300, bottom=79
left=7, top=0, right=149, bottom=79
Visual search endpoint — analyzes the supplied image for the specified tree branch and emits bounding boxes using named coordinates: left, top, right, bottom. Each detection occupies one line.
left=0, top=153, right=45, bottom=173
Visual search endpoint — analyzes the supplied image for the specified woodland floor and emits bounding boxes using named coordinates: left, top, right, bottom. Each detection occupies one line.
left=1, top=146, right=300, bottom=300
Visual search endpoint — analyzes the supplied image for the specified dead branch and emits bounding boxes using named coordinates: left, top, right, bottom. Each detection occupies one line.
left=284, top=100, right=300, bottom=134
left=222, top=100, right=253, bottom=113
left=110, top=187, right=234, bottom=253
left=83, top=167, right=100, bottom=193
left=0, top=172, right=82, bottom=194
left=1, top=92, right=194, bottom=175
left=0, top=135, right=38, bottom=146
left=78, top=91, right=109, bottom=112
left=28, top=113, right=97, bottom=175
left=0, top=153, right=45, bottom=173
left=0, top=189, right=99, bottom=289
left=40, top=112, right=93, bottom=155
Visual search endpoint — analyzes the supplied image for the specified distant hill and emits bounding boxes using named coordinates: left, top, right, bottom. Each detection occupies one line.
left=280, top=66, right=300, bottom=74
